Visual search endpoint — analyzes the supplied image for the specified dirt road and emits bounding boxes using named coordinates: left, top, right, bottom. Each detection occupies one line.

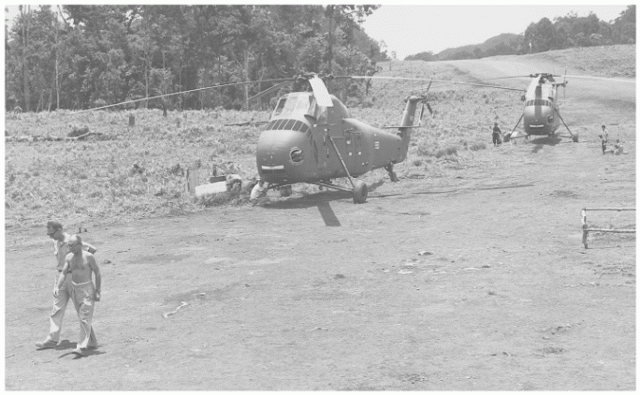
left=5, top=56, right=635, bottom=390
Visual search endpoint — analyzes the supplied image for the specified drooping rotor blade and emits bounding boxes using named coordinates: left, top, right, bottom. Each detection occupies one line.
left=70, top=77, right=293, bottom=115
left=426, top=102, right=434, bottom=116
left=480, top=75, right=531, bottom=81
left=309, top=76, right=334, bottom=107
left=562, top=74, right=635, bottom=83
left=351, top=75, right=525, bottom=92
left=247, top=81, right=291, bottom=103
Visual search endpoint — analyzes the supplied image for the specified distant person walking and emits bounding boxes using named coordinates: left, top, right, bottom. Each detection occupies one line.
left=55, top=235, right=101, bottom=355
left=36, top=221, right=97, bottom=350
left=492, top=122, right=502, bottom=146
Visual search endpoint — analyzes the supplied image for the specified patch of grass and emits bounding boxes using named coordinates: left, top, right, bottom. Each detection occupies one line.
left=435, top=146, right=458, bottom=158
left=470, top=142, right=487, bottom=151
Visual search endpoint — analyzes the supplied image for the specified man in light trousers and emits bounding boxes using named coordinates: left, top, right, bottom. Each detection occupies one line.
left=36, top=221, right=97, bottom=350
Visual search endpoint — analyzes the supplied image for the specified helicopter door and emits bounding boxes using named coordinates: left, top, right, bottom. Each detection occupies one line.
left=325, top=107, right=351, bottom=176
left=345, top=131, right=366, bottom=175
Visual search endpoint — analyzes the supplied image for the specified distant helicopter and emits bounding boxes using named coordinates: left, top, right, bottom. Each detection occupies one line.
left=501, top=72, right=578, bottom=143
left=251, top=73, right=429, bottom=203
left=358, top=72, right=580, bottom=143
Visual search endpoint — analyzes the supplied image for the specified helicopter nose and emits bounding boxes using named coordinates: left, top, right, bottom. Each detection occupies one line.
left=524, top=105, right=553, bottom=135
left=256, top=129, right=310, bottom=183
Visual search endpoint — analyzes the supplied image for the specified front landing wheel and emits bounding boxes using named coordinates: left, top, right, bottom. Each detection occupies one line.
left=572, top=133, right=579, bottom=142
left=353, top=180, right=368, bottom=204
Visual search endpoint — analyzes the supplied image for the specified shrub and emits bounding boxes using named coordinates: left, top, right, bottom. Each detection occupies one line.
left=470, top=142, right=487, bottom=151
left=435, top=146, right=458, bottom=158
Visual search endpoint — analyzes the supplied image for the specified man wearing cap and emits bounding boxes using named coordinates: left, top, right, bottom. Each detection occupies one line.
left=36, top=221, right=97, bottom=349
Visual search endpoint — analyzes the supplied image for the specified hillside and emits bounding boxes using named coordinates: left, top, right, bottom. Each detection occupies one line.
left=436, top=33, right=523, bottom=60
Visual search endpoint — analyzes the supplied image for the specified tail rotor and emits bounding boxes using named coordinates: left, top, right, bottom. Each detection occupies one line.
left=418, top=75, right=435, bottom=124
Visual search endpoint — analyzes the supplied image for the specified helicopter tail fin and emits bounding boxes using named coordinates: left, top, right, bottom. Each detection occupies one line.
left=397, top=96, right=422, bottom=162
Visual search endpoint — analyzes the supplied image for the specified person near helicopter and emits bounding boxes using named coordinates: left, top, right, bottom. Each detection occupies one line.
left=492, top=122, right=502, bottom=146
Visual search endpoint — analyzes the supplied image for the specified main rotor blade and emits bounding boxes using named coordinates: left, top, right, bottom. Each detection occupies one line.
left=247, top=81, right=291, bottom=102
left=562, top=74, right=635, bottom=83
left=309, top=76, right=333, bottom=107
left=70, top=77, right=293, bottom=115
left=351, top=75, right=525, bottom=92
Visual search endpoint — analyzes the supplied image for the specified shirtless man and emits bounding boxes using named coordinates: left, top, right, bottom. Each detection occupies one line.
left=55, top=235, right=101, bottom=354
left=36, top=221, right=97, bottom=349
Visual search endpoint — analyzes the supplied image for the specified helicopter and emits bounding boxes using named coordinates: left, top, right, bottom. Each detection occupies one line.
left=500, top=72, right=578, bottom=143
left=71, top=72, right=432, bottom=204
left=250, top=73, right=429, bottom=203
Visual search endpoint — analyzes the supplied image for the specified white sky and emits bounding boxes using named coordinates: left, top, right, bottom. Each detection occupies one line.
left=361, top=3, right=631, bottom=59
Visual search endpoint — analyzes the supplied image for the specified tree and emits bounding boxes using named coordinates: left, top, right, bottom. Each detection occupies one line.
left=613, top=5, right=635, bottom=44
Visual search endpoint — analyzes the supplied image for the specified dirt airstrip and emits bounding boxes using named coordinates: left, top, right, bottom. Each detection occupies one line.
left=5, top=55, right=635, bottom=390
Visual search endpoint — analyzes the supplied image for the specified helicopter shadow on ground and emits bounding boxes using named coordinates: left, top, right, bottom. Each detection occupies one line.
left=261, top=179, right=386, bottom=227
left=528, top=136, right=562, bottom=153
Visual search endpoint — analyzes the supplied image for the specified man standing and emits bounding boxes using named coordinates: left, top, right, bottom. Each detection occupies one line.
left=492, top=122, right=502, bottom=146
left=36, top=221, right=97, bottom=349
left=55, top=235, right=101, bottom=354
left=601, top=125, right=609, bottom=154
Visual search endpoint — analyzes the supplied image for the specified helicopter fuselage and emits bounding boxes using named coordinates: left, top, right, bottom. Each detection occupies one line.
left=256, top=92, right=409, bottom=186
left=522, top=75, right=562, bottom=136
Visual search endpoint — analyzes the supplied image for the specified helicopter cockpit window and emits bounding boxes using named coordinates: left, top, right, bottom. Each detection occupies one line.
left=272, top=93, right=312, bottom=118
left=307, top=97, right=328, bottom=125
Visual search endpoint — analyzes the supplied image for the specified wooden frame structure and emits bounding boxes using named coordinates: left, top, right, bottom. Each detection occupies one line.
left=581, top=207, right=635, bottom=249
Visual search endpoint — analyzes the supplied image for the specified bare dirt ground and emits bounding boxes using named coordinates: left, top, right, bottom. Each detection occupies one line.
left=5, top=55, right=635, bottom=390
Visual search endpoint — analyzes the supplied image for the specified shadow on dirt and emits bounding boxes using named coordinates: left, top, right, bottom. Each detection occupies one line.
left=317, top=201, right=341, bottom=227
left=262, top=179, right=387, bottom=209
left=530, top=136, right=562, bottom=152
left=260, top=179, right=390, bottom=226
left=58, top=349, right=106, bottom=360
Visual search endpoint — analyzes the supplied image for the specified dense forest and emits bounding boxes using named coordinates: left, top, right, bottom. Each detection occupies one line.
left=5, top=5, right=388, bottom=112
left=406, top=5, right=636, bottom=61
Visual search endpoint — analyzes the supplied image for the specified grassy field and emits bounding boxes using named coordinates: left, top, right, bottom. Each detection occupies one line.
left=4, top=45, right=635, bottom=232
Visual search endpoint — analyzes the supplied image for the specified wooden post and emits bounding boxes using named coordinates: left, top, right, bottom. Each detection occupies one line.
left=581, top=208, right=588, bottom=249
left=186, top=167, right=199, bottom=194
left=129, top=114, right=135, bottom=127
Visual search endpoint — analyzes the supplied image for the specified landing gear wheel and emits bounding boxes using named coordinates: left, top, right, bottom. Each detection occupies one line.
left=572, top=133, right=579, bottom=142
left=353, top=180, right=368, bottom=204
left=503, top=133, right=511, bottom=143
left=279, top=185, right=292, bottom=197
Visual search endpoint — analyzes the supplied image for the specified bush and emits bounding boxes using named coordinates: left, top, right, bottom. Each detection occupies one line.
left=470, top=142, right=487, bottom=151
left=435, top=146, right=458, bottom=158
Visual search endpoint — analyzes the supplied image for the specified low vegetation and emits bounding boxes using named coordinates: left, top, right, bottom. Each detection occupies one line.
left=5, top=45, right=635, bottom=231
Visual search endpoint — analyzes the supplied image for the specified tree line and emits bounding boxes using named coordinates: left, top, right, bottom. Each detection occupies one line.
left=406, top=5, right=635, bottom=61
left=5, top=5, right=388, bottom=112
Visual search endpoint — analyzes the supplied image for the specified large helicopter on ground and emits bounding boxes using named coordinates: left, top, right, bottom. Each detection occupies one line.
left=250, top=73, right=429, bottom=203
left=73, top=72, right=434, bottom=204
